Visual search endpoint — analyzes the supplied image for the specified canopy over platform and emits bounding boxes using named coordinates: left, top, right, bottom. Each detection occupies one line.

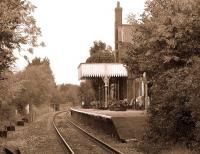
left=78, top=63, right=128, bottom=108
left=78, top=63, right=128, bottom=80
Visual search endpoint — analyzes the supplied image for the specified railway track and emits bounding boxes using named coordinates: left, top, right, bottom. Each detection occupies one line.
left=53, top=111, right=124, bottom=154
left=53, top=111, right=74, bottom=154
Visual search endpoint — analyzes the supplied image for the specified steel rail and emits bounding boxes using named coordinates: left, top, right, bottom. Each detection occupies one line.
left=53, top=111, right=75, bottom=154
left=66, top=112, right=124, bottom=154
left=54, top=111, right=124, bottom=154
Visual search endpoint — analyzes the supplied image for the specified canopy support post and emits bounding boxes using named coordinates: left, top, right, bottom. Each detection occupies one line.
left=102, top=76, right=110, bottom=108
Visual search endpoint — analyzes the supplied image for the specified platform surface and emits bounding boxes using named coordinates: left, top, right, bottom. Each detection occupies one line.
left=71, top=107, right=147, bottom=140
left=72, top=107, right=146, bottom=117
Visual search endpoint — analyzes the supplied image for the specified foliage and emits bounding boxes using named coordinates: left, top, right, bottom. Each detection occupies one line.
left=0, top=57, right=57, bottom=120
left=29, top=57, right=50, bottom=66
left=0, top=0, right=43, bottom=74
left=0, top=103, right=16, bottom=124
left=86, top=40, right=115, bottom=63
left=0, top=71, right=23, bottom=104
left=0, top=70, right=23, bottom=122
left=89, top=40, right=112, bottom=55
left=58, top=83, right=80, bottom=105
left=51, top=88, right=64, bottom=105
left=123, top=0, right=200, bottom=152
left=14, top=57, right=56, bottom=113
left=0, top=0, right=45, bottom=122
left=124, top=0, right=200, bottom=77
left=141, top=58, right=200, bottom=153
left=86, top=51, right=115, bottom=63
left=109, top=99, right=127, bottom=111
left=79, top=81, right=96, bottom=108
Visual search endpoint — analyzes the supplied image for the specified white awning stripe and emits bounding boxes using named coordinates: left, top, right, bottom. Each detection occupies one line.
left=78, top=63, right=128, bottom=80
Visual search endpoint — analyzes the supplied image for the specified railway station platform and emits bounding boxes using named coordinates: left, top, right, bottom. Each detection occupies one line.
left=70, top=107, right=146, bottom=142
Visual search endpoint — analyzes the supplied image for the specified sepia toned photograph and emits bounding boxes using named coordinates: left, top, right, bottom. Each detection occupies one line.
left=0, top=0, right=200, bottom=153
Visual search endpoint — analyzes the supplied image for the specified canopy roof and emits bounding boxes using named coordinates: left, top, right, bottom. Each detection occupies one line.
left=78, top=63, right=128, bottom=80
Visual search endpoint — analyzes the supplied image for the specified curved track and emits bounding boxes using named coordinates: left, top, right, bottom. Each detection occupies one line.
left=53, top=111, right=124, bottom=154
left=53, top=111, right=75, bottom=154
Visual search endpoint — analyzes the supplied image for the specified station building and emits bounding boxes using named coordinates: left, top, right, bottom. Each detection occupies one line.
left=78, top=2, right=149, bottom=110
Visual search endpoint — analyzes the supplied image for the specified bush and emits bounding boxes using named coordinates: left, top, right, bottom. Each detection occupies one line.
left=109, top=99, right=127, bottom=111
left=140, top=62, right=200, bottom=153
left=0, top=103, right=16, bottom=125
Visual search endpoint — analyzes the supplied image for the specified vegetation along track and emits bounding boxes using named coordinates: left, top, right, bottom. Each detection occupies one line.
left=53, top=111, right=124, bottom=154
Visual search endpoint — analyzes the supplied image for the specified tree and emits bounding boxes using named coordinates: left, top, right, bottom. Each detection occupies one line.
left=89, top=41, right=110, bottom=55
left=0, top=103, right=16, bottom=125
left=0, top=71, right=23, bottom=104
left=58, top=84, right=80, bottom=105
left=0, top=0, right=43, bottom=75
left=0, top=70, right=23, bottom=123
left=14, top=58, right=56, bottom=114
left=51, top=89, right=64, bottom=105
left=86, top=51, right=115, bottom=63
left=79, top=81, right=96, bottom=108
left=86, top=40, right=115, bottom=63
left=123, top=0, right=200, bottom=152
left=125, top=0, right=200, bottom=78
left=0, top=0, right=43, bottom=124
left=29, top=57, right=50, bottom=66
left=147, top=57, right=200, bottom=151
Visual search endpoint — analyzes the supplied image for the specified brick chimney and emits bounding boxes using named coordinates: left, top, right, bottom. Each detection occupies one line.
left=115, top=1, right=122, bottom=61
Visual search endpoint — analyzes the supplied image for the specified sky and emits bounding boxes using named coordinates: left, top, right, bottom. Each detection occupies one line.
left=15, top=0, right=146, bottom=85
